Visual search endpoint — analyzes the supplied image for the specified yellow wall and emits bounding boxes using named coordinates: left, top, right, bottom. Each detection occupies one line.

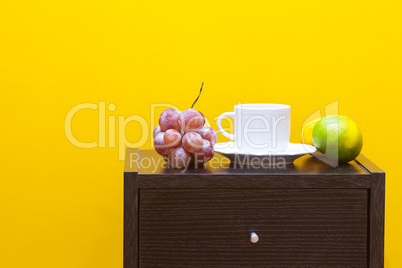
left=1, top=0, right=401, bottom=267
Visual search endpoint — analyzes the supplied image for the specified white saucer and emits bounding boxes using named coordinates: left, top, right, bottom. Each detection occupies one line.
left=214, top=142, right=316, bottom=166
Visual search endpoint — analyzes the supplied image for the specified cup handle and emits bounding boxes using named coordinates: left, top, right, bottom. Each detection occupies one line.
left=217, top=112, right=235, bottom=141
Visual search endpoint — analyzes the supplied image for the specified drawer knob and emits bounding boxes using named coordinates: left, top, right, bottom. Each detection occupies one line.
left=250, top=232, right=259, bottom=243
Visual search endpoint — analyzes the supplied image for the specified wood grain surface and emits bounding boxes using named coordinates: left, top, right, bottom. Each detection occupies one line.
left=124, top=149, right=138, bottom=268
left=137, top=150, right=370, bottom=175
left=124, top=150, right=385, bottom=268
left=138, top=174, right=371, bottom=189
left=369, top=173, right=385, bottom=268
left=139, top=189, right=368, bottom=267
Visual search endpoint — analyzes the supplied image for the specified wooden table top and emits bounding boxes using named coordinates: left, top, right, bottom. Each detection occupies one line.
left=125, top=148, right=382, bottom=176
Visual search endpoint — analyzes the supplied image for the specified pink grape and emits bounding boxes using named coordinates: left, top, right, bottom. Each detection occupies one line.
left=153, top=132, right=171, bottom=156
left=182, top=132, right=203, bottom=153
left=178, top=109, right=205, bottom=132
left=153, top=125, right=162, bottom=138
left=159, top=108, right=181, bottom=131
left=198, top=126, right=218, bottom=146
left=163, top=129, right=182, bottom=147
left=168, top=145, right=191, bottom=168
left=192, top=139, right=214, bottom=165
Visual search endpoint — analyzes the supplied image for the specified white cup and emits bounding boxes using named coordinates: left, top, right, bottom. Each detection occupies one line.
left=217, top=103, right=291, bottom=153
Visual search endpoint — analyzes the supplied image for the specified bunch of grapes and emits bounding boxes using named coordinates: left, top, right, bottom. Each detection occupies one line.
left=153, top=83, right=218, bottom=169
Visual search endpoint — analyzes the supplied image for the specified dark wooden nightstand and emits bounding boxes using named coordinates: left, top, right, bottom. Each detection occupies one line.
left=124, top=148, right=385, bottom=268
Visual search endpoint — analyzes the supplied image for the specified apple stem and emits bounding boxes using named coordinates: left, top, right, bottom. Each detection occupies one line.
left=191, top=81, right=204, bottom=109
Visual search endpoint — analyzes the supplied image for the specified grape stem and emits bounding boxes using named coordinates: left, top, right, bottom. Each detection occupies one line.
left=191, top=81, right=204, bottom=109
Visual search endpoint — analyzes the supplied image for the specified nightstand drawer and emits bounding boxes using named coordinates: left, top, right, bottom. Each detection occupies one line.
left=139, top=189, right=368, bottom=267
